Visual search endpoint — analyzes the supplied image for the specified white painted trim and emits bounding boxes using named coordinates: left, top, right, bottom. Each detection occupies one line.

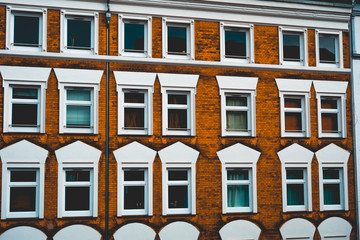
left=279, top=27, right=308, bottom=67
left=354, top=16, right=360, bottom=55
left=113, top=223, right=156, bottom=240
left=315, top=29, right=343, bottom=69
left=219, top=220, right=261, bottom=240
left=0, top=226, right=47, bottom=240
left=159, top=221, right=200, bottom=240
left=53, top=224, right=101, bottom=240
left=318, top=217, right=352, bottom=240
left=280, top=218, right=316, bottom=240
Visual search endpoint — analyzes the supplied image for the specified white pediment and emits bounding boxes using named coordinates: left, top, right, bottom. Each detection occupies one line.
left=280, top=218, right=316, bottom=240
left=277, top=143, right=314, bottom=164
left=220, top=220, right=261, bottom=240
left=114, top=71, right=156, bottom=87
left=158, top=142, right=199, bottom=164
left=217, top=143, right=260, bottom=164
left=0, top=140, right=48, bottom=164
left=55, top=141, right=101, bottom=164
left=113, top=141, right=157, bottom=164
left=0, top=226, right=47, bottom=240
left=315, top=143, right=350, bottom=164
left=53, top=224, right=101, bottom=240
left=216, top=76, right=258, bottom=91
left=318, top=217, right=352, bottom=239
left=276, top=79, right=312, bottom=93
left=0, top=65, right=51, bottom=83
left=159, top=221, right=199, bottom=240
left=313, top=80, right=348, bottom=94
left=113, top=223, right=156, bottom=240
left=158, top=73, right=199, bottom=89
left=54, top=68, right=103, bottom=85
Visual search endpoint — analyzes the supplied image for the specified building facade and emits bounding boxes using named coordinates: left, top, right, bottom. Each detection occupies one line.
left=0, top=0, right=356, bottom=239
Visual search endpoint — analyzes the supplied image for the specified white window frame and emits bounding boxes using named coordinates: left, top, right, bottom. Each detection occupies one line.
left=0, top=66, right=51, bottom=133
left=54, top=68, right=103, bottom=134
left=0, top=140, right=48, bottom=219
left=55, top=141, right=101, bottom=218
left=220, top=22, right=254, bottom=63
left=162, top=18, right=195, bottom=60
left=158, top=142, right=199, bottom=215
left=113, top=141, right=156, bottom=216
left=313, top=80, right=348, bottom=138
left=276, top=79, right=312, bottom=138
left=279, top=27, right=308, bottom=66
left=118, top=14, right=152, bottom=58
left=217, top=143, right=260, bottom=214
left=114, top=71, right=156, bottom=135
left=277, top=143, right=313, bottom=212
left=6, top=5, right=47, bottom=52
left=216, top=76, right=258, bottom=137
left=60, top=10, right=98, bottom=55
left=315, top=30, right=343, bottom=68
left=158, top=73, right=198, bottom=136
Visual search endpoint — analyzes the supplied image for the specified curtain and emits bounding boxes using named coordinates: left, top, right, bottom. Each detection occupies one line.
left=66, top=105, right=90, bottom=126
left=287, top=184, right=304, bottom=205
left=324, top=184, right=340, bottom=205
left=227, top=170, right=249, bottom=207
left=226, top=96, right=247, bottom=130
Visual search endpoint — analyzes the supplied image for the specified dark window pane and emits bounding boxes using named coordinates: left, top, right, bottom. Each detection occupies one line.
left=323, top=169, right=340, bottom=180
left=168, top=186, right=188, bottom=208
left=319, top=35, right=336, bottom=63
left=12, top=104, right=38, bottom=125
left=10, top=187, right=36, bottom=212
left=66, top=170, right=90, bottom=182
left=168, top=26, right=187, bottom=54
left=225, top=30, right=246, bottom=57
left=124, top=170, right=145, bottom=181
left=286, top=169, right=304, bottom=180
left=227, top=169, right=249, bottom=180
left=285, top=98, right=302, bottom=108
left=321, top=98, right=338, bottom=109
left=168, top=109, right=187, bottom=129
left=14, top=15, right=39, bottom=46
left=124, top=23, right=145, bottom=52
left=287, top=184, right=304, bottom=205
left=168, top=94, right=187, bottom=105
left=285, top=112, right=302, bottom=131
left=67, top=89, right=91, bottom=101
left=324, top=184, right=340, bottom=205
left=227, top=185, right=249, bottom=207
left=226, top=95, right=247, bottom=107
left=124, top=186, right=144, bottom=209
left=11, top=171, right=37, bottom=182
left=168, top=170, right=188, bottom=181
left=124, top=108, right=145, bottom=128
left=13, top=88, right=38, bottom=99
left=322, top=113, right=338, bottom=132
left=124, top=92, right=144, bottom=103
left=226, top=111, right=247, bottom=130
left=65, top=187, right=90, bottom=211
left=283, top=34, right=300, bottom=60
left=67, top=19, right=91, bottom=48
left=66, top=105, right=91, bottom=126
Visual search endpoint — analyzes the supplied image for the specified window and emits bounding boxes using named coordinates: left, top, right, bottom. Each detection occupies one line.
left=6, top=6, right=47, bottom=52
left=316, top=30, right=343, bottom=68
left=0, top=65, right=50, bottom=133
left=278, top=143, right=313, bottom=212
left=220, top=23, right=254, bottom=63
left=316, top=143, right=350, bottom=211
left=158, top=73, right=199, bottom=136
left=158, top=142, right=199, bottom=215
left=217, top=143, right=260, bottom=213
left=279, top=27, right=308, bottom=66
left=217, top=76, right=258, bottom=137
left=118, top=15, right=152, bottom=58
left=113, top=141, right=156, bottom=216
left=313, top=80, right=348, bottom=138
left=54, top=68, right=103, bottom=134
left=55, top=141, right=101, bottom=218
left=60, top=10, right=98, bottom=54
left=114, top=71, right=156, bottom=135
left=0, top=140, right=48, bottom=219
left=276, top=79, right=312, bottom=138
left=162, top=18, right=194, bottom=60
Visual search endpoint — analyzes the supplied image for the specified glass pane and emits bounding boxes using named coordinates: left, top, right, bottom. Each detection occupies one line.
left=124, top=23, right=145, bottom=51
left=283, top=34, right=300, bottom=60
left=321, top=98, right=338, bottom=109
left=124, top=170, right=145, bottom=181
left=66, top=105, right=91, bottom=126
left=322, top=113, right=338, bottom=132
left=285, top=112, right=302, bottom=131
left=67, top=89, right=91, bottom=101
left=227, top=169, right=249, bottom=180
left=67, top=19, right=91, bottom=48
left=12, top=104, right=38, bottom=125
left=124, top=186, right=144, bottom=209
left=168, top=186, right=188, bottom=208
left=11, top=170, right=37, bottom=182
left=66, top=170, right=90, bottom=182
left=226, top=111, right=247, bottom=130
left=319, top=35, right=336, bottom=63
left=168, top=94, right=187, bottom=105
left=324, top=184, right=340, bottom=205
left=323, top=169, right=340, bottom=180
left=124, top=92, right=144, bottom=103
left=168, top=109, right=187, bottom=129
left=286, top=169, right=304, bottom=180
left=168, top=26, right=187, bottom=54
left=226, top=95, right=247, bottom=107
left=14, top=15, right=39, bottom=45
left=285, top=98, right=302, bottom=108
left=65, top=187, right=90, bottom=211
left=227, top=185, right=249, bottom=207
left=168, top=170, right=188, bottom=181
left=124, top=108, right=145, bottom=128
left=225, top=29, right=246, bottom=57
left=10, top=187, right=36, bottom=212
left=13, top=88, right=38, bottom=99
left=287, top=184, right=304, bottom=205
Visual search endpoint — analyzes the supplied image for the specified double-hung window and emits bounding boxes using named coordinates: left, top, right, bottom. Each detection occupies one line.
left=162, top=18, right=194, bottom=60
left=122, top=169, right=147, bottom=213
left=166, top=169, right=191, bottom=212
left=6, top=6, right=47, bottom=52
left=316, top=143, right=349, bottom=211
left=220, top=23, right=254, bottom=63
left=60, top=10, right=98, bottom=55
left=278, top=143, right=313, bottom=212
left=217, top=76, right=258, bottom=137
left=279, top=27, right=308, bottom=66
left=119, top=15, right=152, bottom=58
left=316, top=30, right=343, bottom=68
left=225, top=169, right=252, bottom=211
left=313, top=80, right=348, bottom=138
left=65, top=88, right=93, bottom=129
